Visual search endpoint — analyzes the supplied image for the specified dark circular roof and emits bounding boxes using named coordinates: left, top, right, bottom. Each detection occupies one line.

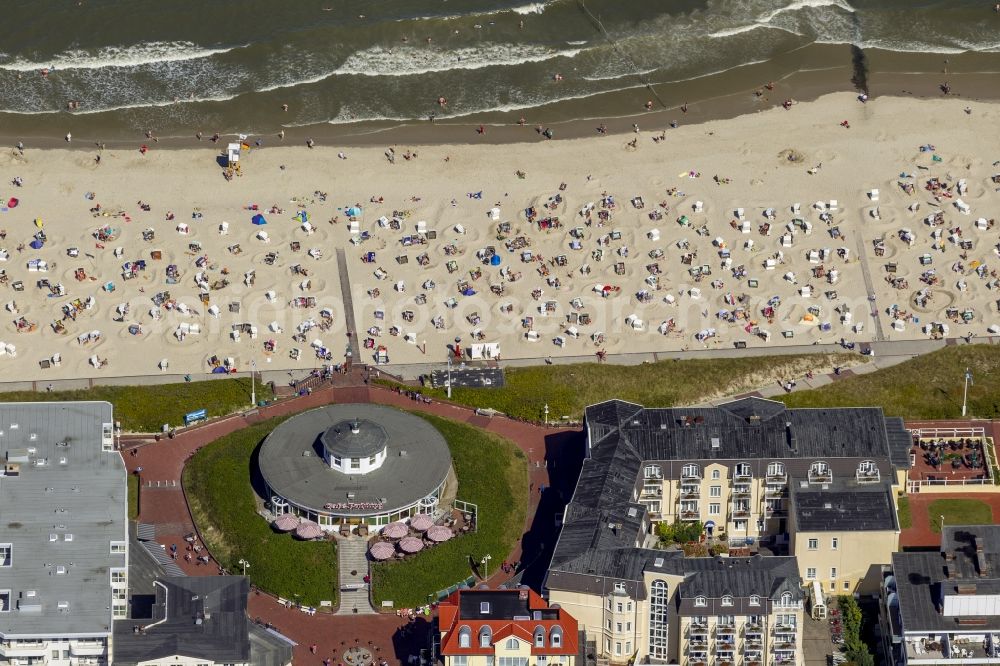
left=322, top=419, right=387, bottom=458
left=258, top=404, right=452, bottom=515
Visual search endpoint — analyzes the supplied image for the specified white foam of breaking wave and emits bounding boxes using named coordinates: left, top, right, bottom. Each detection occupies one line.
left=0, top=41, right=244, bottom=72
left=510, top=2, right=548, bottom=15
left=335, top=43, right=584, bottom=77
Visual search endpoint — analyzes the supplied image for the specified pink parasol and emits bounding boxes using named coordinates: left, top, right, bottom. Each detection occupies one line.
left=410, top=514, right=433, bottom=532
left=398, top=536, right=424, bottom=553
left=382, top=522, right=408, bottom=539
left=294, top=521, right=323, bottom=540
left=369, top=541, right=395, bottom=560
left=426, top=525, right=453, bottom=542
left=273, top=514, right=299, bottom=532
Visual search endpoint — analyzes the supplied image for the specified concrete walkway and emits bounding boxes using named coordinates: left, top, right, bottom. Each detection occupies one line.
left=336, top=537, right=375, bottom=615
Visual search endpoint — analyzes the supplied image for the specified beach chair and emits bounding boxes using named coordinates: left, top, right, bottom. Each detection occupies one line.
left=955, top=199, right=971, bottom=215
left=490, top=207, right=501, bottom=221
left=868, top=189, right=879, bottom=201
left=791, top=202, right=801, bottom=214
left=693, top=201, right=704, bottom=213
left=218, top=222, right=229, bottom=235
left=735, top=207, right=745, bottom=220
left=828, top=200, right=838, bottom=211
left=159, top=359, right=169, bottom=371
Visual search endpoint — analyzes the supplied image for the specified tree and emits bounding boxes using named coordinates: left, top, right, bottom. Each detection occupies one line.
left=657, top=520, right=703, bottom=545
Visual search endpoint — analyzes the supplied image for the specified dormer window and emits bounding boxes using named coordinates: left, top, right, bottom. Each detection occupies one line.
left=534, top=626, right=546, bottom=648
left=749, top=595, right=761, bottom=606
left=550, top=626, right=563, bottom=648
left=767, top=462, right=785, bottom=479
left=694, top=596, right=707, bottom=607
left=734, top=463, right=751, bottom=479
left=479, top=626, right=492, bottom=648
left=682, top=464, right=701, bottom=480
left=808, top=461, right=831, bottom=483
left=458, top=626, right=472, bottom=648
left=644, top=465, right=662, bottom=479
left=721, top=595, right=733, bottom=607
left=857, top=460, right=879, bottom=483
left=779, top=592, right=793, bottom=607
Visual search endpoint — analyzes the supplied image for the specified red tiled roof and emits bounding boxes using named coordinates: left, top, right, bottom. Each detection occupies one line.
left=438, top=589, right=578, bottom=657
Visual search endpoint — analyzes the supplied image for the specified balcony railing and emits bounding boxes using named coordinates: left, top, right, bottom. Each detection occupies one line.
left=689, top=624, right=709, bottom=636
left=733, top=485, right=752, bottom=496
left=687, top=641, right=709, bottom=652
left=734, top=469, right=753, bottom=480
left=681, top=510, right=701, bottom=521
left=681, top=486, right=701, bottom=499
left=764, top=486, right=786, bottom=498
left=856, top=470, right=880, bottom=484
left=765, top=471, right=787, bottom=483
left=730, top=507, right=751, bottom=518
left=641, top=489, right=663, bottom=498
left=682, top=470, right=702, bottom=480
left=808, top=471, right=832, bottom=484
left=715, top=642, right=736, bottom=654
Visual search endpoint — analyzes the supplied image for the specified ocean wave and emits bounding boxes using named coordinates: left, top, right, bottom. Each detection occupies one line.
left=256, top=44, right=584, bottom=94
left=510, top=2, right=549, bottom=15
left=818, top=38, right=1000, bottom=55
left=336, top=43, right=584, bottom=77
left=0, top=91, right=240, bottom=116
left=758, top=0, right=855, bottom=25
left=708, top=23, right=804, bottom=38
left=0, top=41, right=244, bottom=72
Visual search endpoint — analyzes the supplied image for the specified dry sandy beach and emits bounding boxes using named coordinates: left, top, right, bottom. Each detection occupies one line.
left=0, top=92, right=998, bottom=381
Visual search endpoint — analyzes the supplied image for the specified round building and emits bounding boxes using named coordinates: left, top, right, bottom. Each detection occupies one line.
left=258, top=404, right=453, bottom=531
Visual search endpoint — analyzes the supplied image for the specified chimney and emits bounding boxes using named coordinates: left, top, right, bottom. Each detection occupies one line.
left=351, top=421, right=360, bottom=434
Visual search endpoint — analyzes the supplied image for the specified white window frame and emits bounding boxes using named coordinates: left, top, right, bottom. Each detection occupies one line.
left=830, top=567, right=838, bottom=580
left=694, top=596, right=706, bottom=607
left=0, top=543, right=10, bottom=567
left=749, top=595, right=760, bottom=606
left=480, top=627, right=492, bottom=648
left=807, top=538, right=818, bottom=550
left=682, top=464, right=701, bottom=479
left=709, top=485, right=722, bottom=497
left=721, top=595, right=733, bottom=607
left=711, top=469, right=721, bottom=480
left=735, top=462, right=751, bottom=477
left=506, top=638, right=518, bottom=650
left=767, top=461, right=785, bottom=477
left=613, top=581, right=626, bottom=593
left=806, top=568, right=817, bottom=580
left=644, top=465, right=662, bottom=479
left=458, top=627, right=471, bottom=648
left=110, top=541, right=126, bottom=554
left=831, top=537, right=839, bottom=550
left=709, top=503, right=721, bottom=516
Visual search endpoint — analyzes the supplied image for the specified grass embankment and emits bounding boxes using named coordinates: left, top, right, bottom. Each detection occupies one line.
left=184, top=417, right=338, bottom=607
left=0, top=377, right=271, bottom=432
left=128, top=473, right=140, bottom=521
left=370, top=413, right=528, bottom=607
left=779, top=345, right=1000, bottom=419
left=896, top=495, right=912, bottom=530
left=928, top=498, right=993, bottom=534
left=379, top=353, right=856, bottom=422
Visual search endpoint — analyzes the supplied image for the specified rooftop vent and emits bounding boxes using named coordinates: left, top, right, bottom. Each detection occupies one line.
left=627, top=508, right=638, bottom=517
left=660, top=424, right=667, bottom=430
left=654, top=557, right=665, bottom=567
left=748, top=415, right=761, bottom=425
left=399, top=450, right=407, bottom=456
left=301, top=450, right=312, bottom=457
left=351, top=421, right=361, bottom=434
left=55, top=566, right=66, bottom=575
left=57, top=601, right=69, bottom=609
left=347, top=492, right=355, bottom=499
left=59, top=457, right=67, bottom=465
left=29, top=433, right=37, bottom=441
left=823, top=503, right=833, bottom=510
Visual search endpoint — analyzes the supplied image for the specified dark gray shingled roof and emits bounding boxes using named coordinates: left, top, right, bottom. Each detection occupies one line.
left=791, top=479, right=898, bottom=532
left=547, top=397, right=908, bottom=598
left=114, top=577, right=254, bottom=665
left=321, top=419, right=388, bottom=458
left=258, top=404, right=452, bottom=515
left=589, top=397, right=911, bottom=463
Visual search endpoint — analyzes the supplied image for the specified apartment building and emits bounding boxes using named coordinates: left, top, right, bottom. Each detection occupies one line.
left=113, top=577, right=292, bottom=666
left=0, top=402, right=125, bottom=666
left=788, top=480, right=900, bottom=595
left=544, top=397, right=911, bottom=666
left=881, top=525, right=1000, bottom=666
left=438, top=588, right=579, bottom=666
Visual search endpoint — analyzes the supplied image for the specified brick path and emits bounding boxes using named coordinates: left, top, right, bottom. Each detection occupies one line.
left=125, top=378, right=578, bottom=665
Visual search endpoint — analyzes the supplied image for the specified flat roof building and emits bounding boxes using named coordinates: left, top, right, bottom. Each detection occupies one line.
left=0, top=401, right=125, bottom=666
left=258, top=404, right=453, bottom=531
left=113, top=577, right=293, bottom=666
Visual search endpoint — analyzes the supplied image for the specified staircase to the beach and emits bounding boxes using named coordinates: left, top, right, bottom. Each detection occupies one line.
left=336, top=537, right=375, bottom=615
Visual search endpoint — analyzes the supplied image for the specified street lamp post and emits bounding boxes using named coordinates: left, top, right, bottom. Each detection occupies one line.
left=962, top=367, right=973, bottom=417
left=480, top=554, right=492, bottom=581
left=250, top=359, right=257, bottom=409
left=238, top=558, right=250, bottom=576
left=447, top=356, right=452, bottom=399
left=543, top=404, right=549, bottom=426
